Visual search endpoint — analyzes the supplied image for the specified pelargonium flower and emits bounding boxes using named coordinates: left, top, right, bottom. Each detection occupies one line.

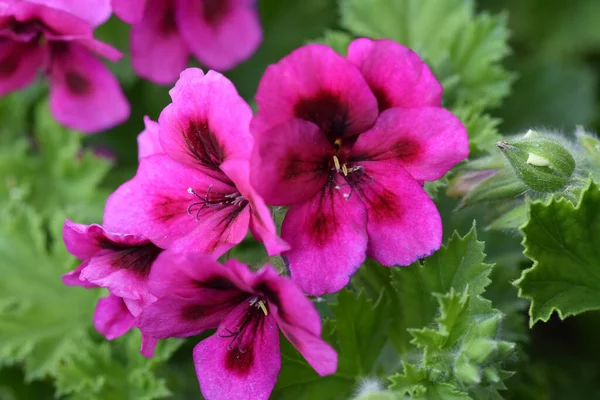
left=110, top=0, right=262, bottom=84
left=62, top=220, right=162, bottom=355
left=250, top=39, right=470, bottom=295
left=104, top=68, right=288, bottom=257
left=138, top=251, right=337, bottom=400
left=0, top=0, right=130, bottom=133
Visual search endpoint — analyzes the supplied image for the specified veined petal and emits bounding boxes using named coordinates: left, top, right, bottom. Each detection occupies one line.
left=137, top=116, right=163, bottom=159
left=159, top=69, right=254, bottom=173
left=254, top=267, right=337, bottom=375
left=62, top=260, right=96, bottom=288
left=176, top=0, right=261, bottom=71
left=104, top=154, right=249, bottom=256
left=281, top=178, right=368, bottom=295
left=351, top=107, right=469, bottom=181
left=130, top=0, right=188, bottom=84
left=251, top=44, right=378, bottom=144
left=221, top=159, right=290, bottom=256
left=94, top=294, right=135, bottom=340
left=0, top=40, right=43, bottom=96
left=347, top=38, right=442, bottom=111
left=250, top=119, right=331, bottom=206
left=356, top=161, right=442, bottom=266
left=193, top=302, right=280, bottom=400
left=111, top=0, right=147, bottom=23
left=48, top=44, right=129, bottom=133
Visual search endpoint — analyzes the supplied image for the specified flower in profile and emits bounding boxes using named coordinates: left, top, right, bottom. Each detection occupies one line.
left=138, top=251, right=337, bottom=400
left=104, top=68, right=288, bottom=257
left=110, top=0, right=262, bottom=84
left=0, top=0, right=130, bottom=132
left=62, top=220, right=162, bottom=356
left=250, top=39, right=469, bottom=295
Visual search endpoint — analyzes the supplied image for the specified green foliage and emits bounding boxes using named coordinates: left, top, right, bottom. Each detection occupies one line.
left=54, top=332, right=181, bottom=400
left=0, top=101, right=112, bottom=222
left=0, top=204, right=98, bottom=381
left=516, top=180, right=600, bottom=325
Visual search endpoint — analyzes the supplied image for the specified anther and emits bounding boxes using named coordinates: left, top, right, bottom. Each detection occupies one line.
left=257, top=300, right=268, bottom=316
left=333, top=155, right=341, bottom=171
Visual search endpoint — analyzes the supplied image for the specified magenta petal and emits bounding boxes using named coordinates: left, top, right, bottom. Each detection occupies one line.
left=347, top=38, right=443, bottom=111
left=193, top=304, right=281, bottom=400
left=221, top=159, right=289, bottom=256
left=62, top=260, right=96, bottom=288
left=137, top=116, right=163, bottom=159
left=25, top=0, right=111, bottom=26
left=159, top=69, right=254, bottom=171
left=257, top=267, right=337, bottom=375
left=0, top=40, right=43, bottom=96
left=251, top=119, right=331, bottom=206
left=111, top=0, right=147, bottom=23
left=63, top=219, right=103, bottom=259
left=251, top=44, right=378, bottom=140
left=358, top=161, right=442, bottom=266
left=140, top=334, right=158, bottom=358
left=351, top=108, right=469, bottom=181
left=130, top=0, right=189, bottom=85
left=281, top=179, right=368, bottom=295
left=48, top=45, right=130, bottom=133
left=104, top=155, right=249, bottom=256
left=176, top=0, right=262, bottom=71
left=94, top=294, right=136, bottom=340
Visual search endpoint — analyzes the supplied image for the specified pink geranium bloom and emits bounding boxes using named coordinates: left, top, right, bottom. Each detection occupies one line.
left=0, top=0, right=130, bottom=133
left=110, top=0, right=262, bottom=84
left=104, top=68, right=288, bottom=257
left=138, top=251, right=337, bottom=400
left=112, top=0, right=262, bottom=84
left=62, top=220, right=162, bottom=355
left=250, top=39, right=470, bottom=295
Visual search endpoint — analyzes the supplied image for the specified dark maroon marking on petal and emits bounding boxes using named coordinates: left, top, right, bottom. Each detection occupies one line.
left=111, top=244, right=162, bottom=276
left=181, top=303, right=212, bottom=321
left=363, top=182, right=402, bottom=222
left=225, top=343, right=254, bottom=375
left=202, top=0, right=230, bottom=25
left=254, top=282, right=281, bottom=310
left=204, top=202, right=249, bottom=253
left=350, top=139, right=421, bottom=163
left=370, top=86, right=392, bottom=113
left=65, top=70, right=91, bottom=95
left=160, top=3, right=178, bottom=34
left=307, top=182, right=339, bottom=248
left=294, top=92, right=350, bottom=145
left=0, top=55, right=18, bottom=77
left=152, top=195, right=186, bottom=223
left=183, top=120, right=225, bottom=170
left=195, top=276, right=236, bottom=290
left=283, top=154, right=330, bottom=182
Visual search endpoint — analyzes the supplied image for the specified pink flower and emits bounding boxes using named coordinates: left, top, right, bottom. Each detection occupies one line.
left=138, top=251, right=337, bottom=400
left=0, top=0, right=130, bottom=133
left=250, top=39, right=470, bottom=295
left=104, top=68, right=288, bottom=258
left=111, top=0, right=262, bottom=84
left=62, top=220, right=161, bottom=355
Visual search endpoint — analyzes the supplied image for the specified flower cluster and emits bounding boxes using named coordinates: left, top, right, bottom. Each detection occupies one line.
left=63, top=38, right=468, bottom=399
left=1, top=0, right=262, bottom=132
left=111, top=0, right=262, bottom=84
left=0, top=0, right=128, bottom=133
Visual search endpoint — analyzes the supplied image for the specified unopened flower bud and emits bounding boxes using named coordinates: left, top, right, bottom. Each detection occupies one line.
left=576, top=126, right=600, bottom=167
left=456, top=170, right=527, bottom=208
left=496, top=132, right=576, bottom=193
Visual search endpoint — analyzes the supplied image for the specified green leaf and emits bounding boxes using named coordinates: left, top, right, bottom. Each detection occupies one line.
left=389, top=224, right=492, bottom=353
left=54, top=331, right=181, bottom=400
left=313, top=30, right=353, bottom=55
left=0, top=204, right=98, bottom=380
left=515, top=180, right=600, bottom=325
left=389, top=363, right=470, bottom=400
left=0, top=100, right=112, bottom=222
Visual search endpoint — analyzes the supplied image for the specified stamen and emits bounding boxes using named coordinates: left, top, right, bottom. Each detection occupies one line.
left=333, top=155, right=341, bottom=171
left=341, top=164, right=348, bottom=176
left=257, top=300, right=268, bottom=316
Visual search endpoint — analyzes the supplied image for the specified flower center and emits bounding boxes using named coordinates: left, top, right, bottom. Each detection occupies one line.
left=219, top=296, right=268, bottom=352
left=186, top=186, right=246, bottom=221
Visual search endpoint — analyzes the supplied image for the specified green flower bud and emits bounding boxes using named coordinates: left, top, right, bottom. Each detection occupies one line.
left=496, top=131, right=576, bottom=192
left=576, top=126, right=600, bottom=167
left=455, top=170, right=527, bottom=208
